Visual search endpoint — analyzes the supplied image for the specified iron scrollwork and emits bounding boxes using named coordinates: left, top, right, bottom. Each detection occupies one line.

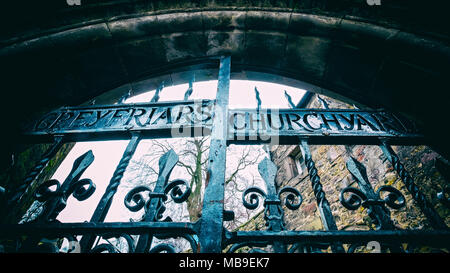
left=123, top=149, right=192, bottom=253
left=340, top=185, right=406, bottom=211
left=34, top=150, right=96, bottom=222
left=236, top=157, right=303, bottom=253
left=124, top=179, right=191, bottom=221
left=242, top=186, right=303, bottom=214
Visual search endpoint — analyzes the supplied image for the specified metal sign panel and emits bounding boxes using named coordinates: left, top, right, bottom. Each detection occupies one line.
left=228, top=108, right=423, bottom=145
left=25, top=100, right=215, bottom=142
left=24, top=102, right=423, bottom=145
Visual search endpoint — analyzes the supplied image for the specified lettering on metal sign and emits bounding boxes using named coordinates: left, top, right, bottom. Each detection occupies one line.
left=228, top=109, right=417, bottom=138
left=28, top=100, right=214, bottom=140
left=25, top=102, right=422, bottom=144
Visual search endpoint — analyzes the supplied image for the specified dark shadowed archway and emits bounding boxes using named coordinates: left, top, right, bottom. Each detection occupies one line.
left=1, top=0, right=449, bottom=163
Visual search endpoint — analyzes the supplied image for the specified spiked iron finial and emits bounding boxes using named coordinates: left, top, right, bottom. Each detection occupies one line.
left=151, top=81, right=165, bottom=102
left=317, top=95, right=329, bottom=109
left=284, top=90, right=295, bottom=109
left=184, top=75, right=195, bottom=101
left=254, top=87, right=262, bottom=110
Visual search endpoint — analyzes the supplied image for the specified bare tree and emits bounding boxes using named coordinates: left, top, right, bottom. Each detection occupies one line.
left=124, top=137, right=266, bottom=226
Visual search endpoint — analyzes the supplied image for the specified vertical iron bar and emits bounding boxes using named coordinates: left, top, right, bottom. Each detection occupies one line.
left=79, top=132, right=141, bottom=252
left=134, top=149, right=179, bottom=253
left=258, top=158, right=286, bottom=252
left=290, top=95, right=343, bottom=252
left=379, top=141, right=448, bottom=230
left=199, top=56, right=230, bottom=253
left=299, top=139, right=345, bottom=253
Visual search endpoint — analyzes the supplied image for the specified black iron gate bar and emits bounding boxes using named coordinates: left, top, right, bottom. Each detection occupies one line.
left=2, top=56, right=449, bottom=253
left=199, top=56, right=231, bottom=253
left=299, top=139, right=345, bottom=253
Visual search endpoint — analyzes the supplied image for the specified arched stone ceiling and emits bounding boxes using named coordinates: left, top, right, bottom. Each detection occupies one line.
left=1, top=0, right=449, bottom=159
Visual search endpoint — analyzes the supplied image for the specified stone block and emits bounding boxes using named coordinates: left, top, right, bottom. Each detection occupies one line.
left=116, top=36, right=168, bottom=78
left=161, top=31, right=207, bottom=62
left=242, top=30, right=287, bottom=68
left=205, top=30, right=245, bottom=57
left=284, top=35, right=330, bottom=81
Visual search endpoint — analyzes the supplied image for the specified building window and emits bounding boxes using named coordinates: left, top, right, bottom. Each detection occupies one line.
left=287, top=148, right=305, bottom=179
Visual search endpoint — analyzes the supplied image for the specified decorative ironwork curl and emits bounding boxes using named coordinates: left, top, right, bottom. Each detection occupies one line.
left=70, top=178, right=96, bottom=201
left=339, top=187, right=366, bottom=210
left=34, top=177, right=95, bottom=215
left=124, top=186, right=152, bottom=212
left=32, top=150, right=96, bottom=222
left=124, top=180, right=191, bottom=219
left=278, top=186, right=302, bottom=210
left=347, top=241, right=382, bottom=253
left=34, top=179, right=61, bottom=202
left=340, top=185, right=405, bottom=211
left=376, top=186, right=405, bottom=210
left=242, top=187, right=266, bottom=210
left=242, top=186, right=302, bottom=211
left=164, top=179, right=191, bottom=203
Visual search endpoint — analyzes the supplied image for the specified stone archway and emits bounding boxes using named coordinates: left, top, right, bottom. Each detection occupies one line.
left=1, top=0, right=449, bottom=162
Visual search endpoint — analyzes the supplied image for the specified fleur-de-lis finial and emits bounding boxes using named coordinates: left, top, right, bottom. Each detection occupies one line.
left=34, top=150, right=96, bottom=222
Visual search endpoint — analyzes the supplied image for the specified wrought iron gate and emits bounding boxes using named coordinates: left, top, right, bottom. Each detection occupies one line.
left=1, top=56, right=449, bottom=253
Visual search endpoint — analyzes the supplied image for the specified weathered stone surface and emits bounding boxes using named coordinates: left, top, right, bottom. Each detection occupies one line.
left=284, top=36, right=330, bottom=81
left=116, top=36, right=168, bottom=78
left=246, top=10, right=290, bottom=32
left=206, top=30, right=245, bottom=57
left=107, top=16, right=161, bottom=40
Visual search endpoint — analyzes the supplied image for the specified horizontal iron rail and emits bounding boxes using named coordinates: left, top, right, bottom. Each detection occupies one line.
left=224, top=230, right=450, bottom=247
left=0, top=222, right=198, bottom=238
